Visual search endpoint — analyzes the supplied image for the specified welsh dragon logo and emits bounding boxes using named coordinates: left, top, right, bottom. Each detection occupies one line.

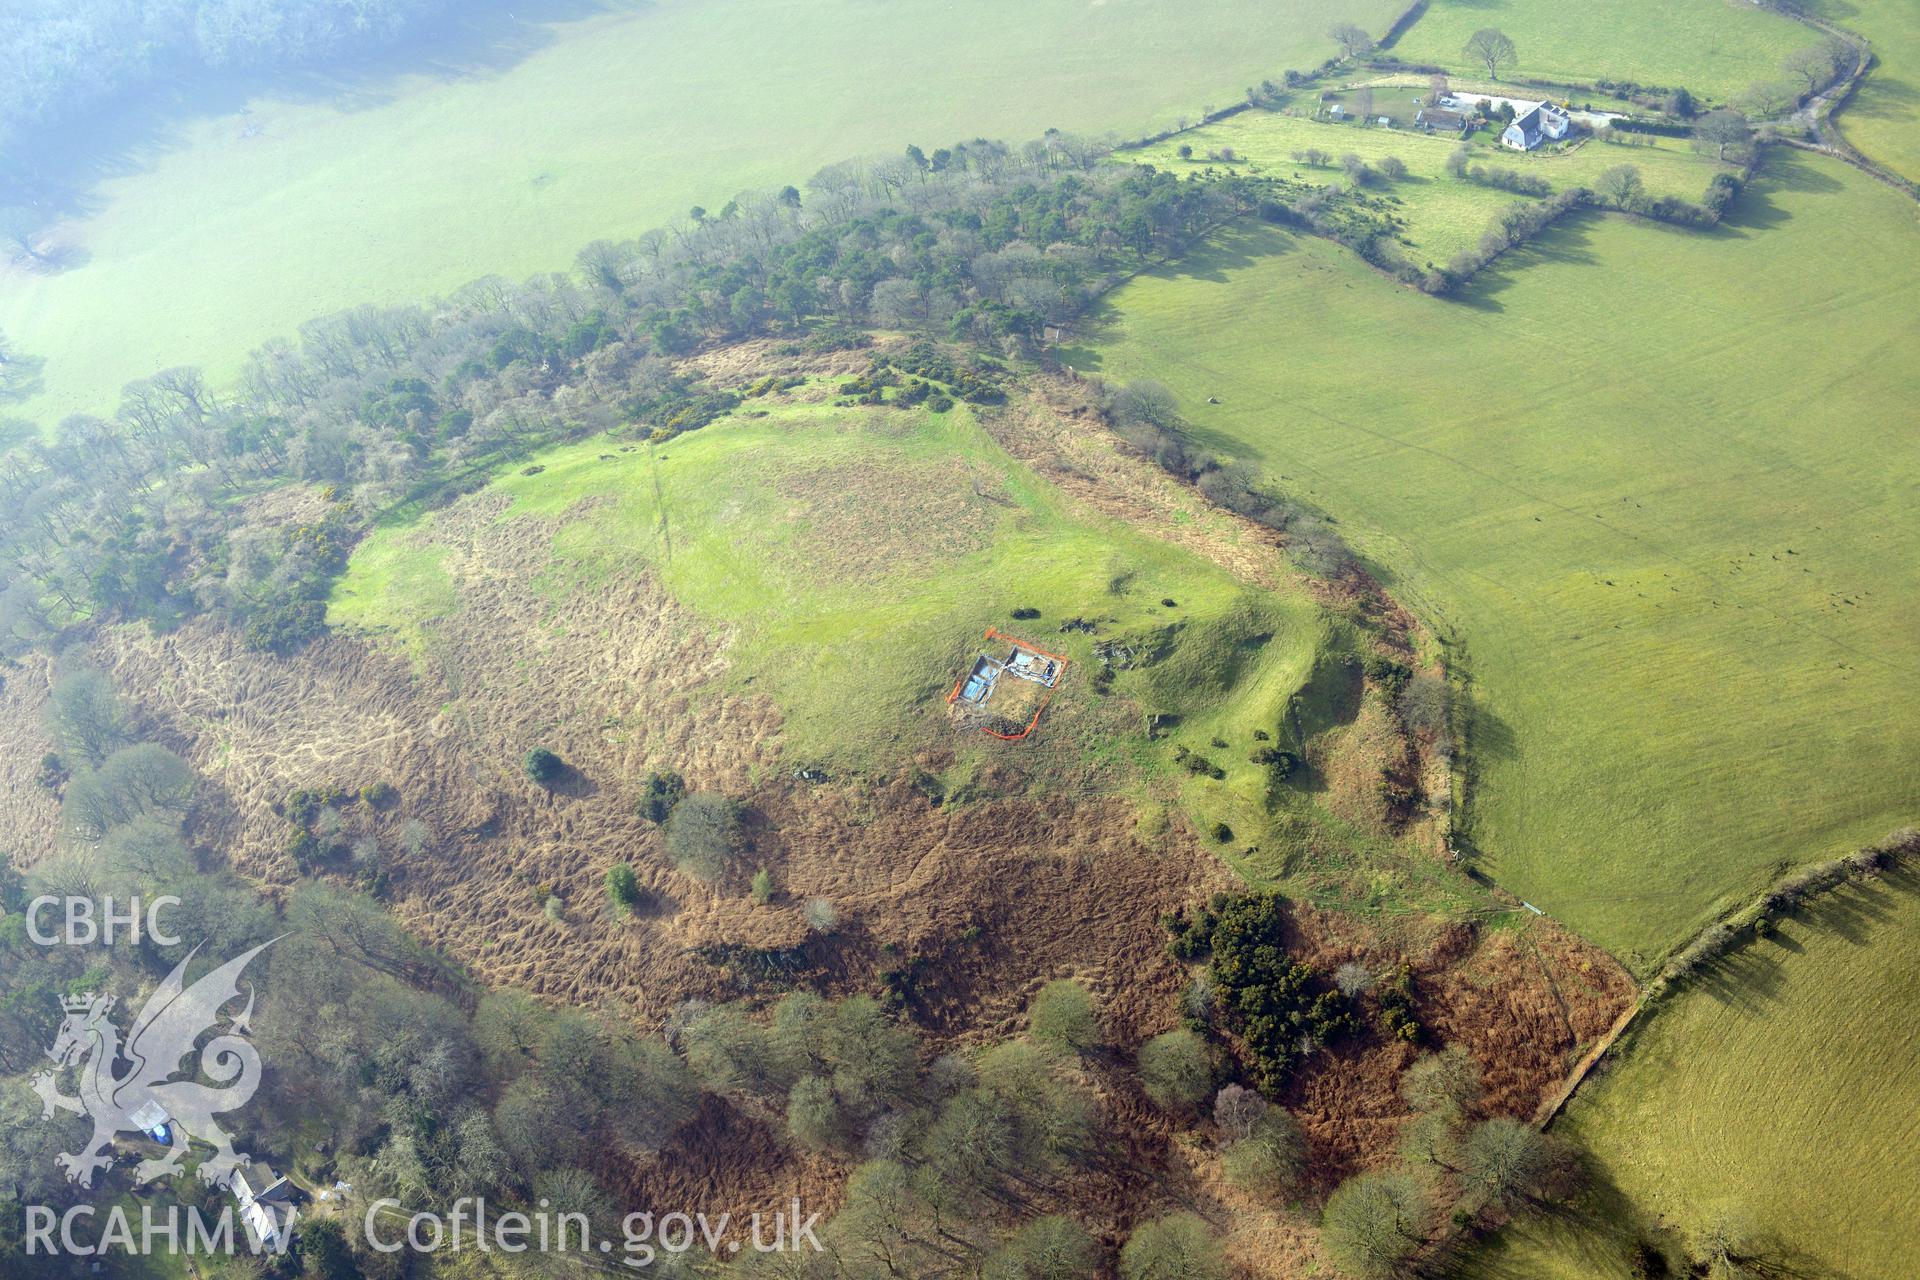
left=32, top=941, right=274, bottom=1190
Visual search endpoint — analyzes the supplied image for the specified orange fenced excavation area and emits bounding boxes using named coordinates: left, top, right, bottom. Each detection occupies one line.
left=946, top=628, right=1070, bottom=740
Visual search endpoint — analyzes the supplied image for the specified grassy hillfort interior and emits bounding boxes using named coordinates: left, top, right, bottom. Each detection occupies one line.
left=0, top=1, right=1915, bottom=1277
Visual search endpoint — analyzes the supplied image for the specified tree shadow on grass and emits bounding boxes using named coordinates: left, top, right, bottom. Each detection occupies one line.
left=1053, top=221, right=1302, bottom=372
left=1710, top=148, right=1845, bottom=238
left=1690, top=863, right=1915, bottom=1013
left=1758, top=149, right=1848, bottom=195
left=1846, top=72, right=1920, bottom=121
left=1688, top=939, right=1790, bottom=1012
left=1796, top=0, right=1861, bottom=22
left=3, top=0, right=630, bottom=222
left=1158, top=219, right=1298, bottom=285
left=0, top=350, right=48, bottom=404
left=1463, top=695, right=1518, bottom=765
left=277, top=0, right=634, bottom=115
left=1793, top=863, right=1915, bottom=946
left=2, top=243, right=95, bottom=277
left=1448, top=210, right=1602, bottom=314
left=1435, top=1161, right=1671, bottom=1279
left=1051, top=314, right=1117, bottom=373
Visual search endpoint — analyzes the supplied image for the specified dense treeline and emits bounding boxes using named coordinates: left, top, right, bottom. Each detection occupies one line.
left=0, top=0, right=462, bottom=155
left=0, top=135, right=1250, bottom=659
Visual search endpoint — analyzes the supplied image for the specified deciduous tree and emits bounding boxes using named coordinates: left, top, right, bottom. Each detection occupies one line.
left=1322, top=1171, right=1430, bottom=1279
left=1119, top=1213, right=1223, bottom=1280
left=1694, top=108, right=1753, bottom=161
left=1029, top=979, right=1101, bottom=1054
left=1460, top=1117, right=1574, bottom=1211
left=1329, top=23, right=1374, bottom=59
left=1464, top=28, right=1518, bottom=79
left=1597, top=163, right=1646, bottom=210
left=983, top=1215, right=1098, bottom=1280
left=665, top=792, right=745, bottom=880
left=1138, top=1029, right=1211, bottom=1112
left=46, top=665, right=130, bottom=767
left=1401, top=1044, right=1481, bottom=1114
left=1219, top=1108, right=1306, bottom=1197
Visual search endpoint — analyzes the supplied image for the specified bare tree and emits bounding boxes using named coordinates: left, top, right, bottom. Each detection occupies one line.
left=1322, top=1171, right=1430, bottom=1279
left=1690, top=1209, right=1784, bottom=1280
left=1596, top=164, right=1646, bottom=210
left=1329, top=22, right=1374, bottom=59
left=1213, top=1083, right=1269, bottom=1141
left=1694, top=108, right=1753, bottom=161
left=1335, top=960, right=1375, bottom=997
left=1464, top=28, right=1518, bottom=79
left=1783, top=39, right=1850, bottom=93
left=1119, top=1214, right=1224, bottom=1280
left=1735, top=80, right=1799, bottom=119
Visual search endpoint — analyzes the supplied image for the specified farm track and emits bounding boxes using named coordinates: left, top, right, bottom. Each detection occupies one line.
left=1760, top=0, right=1919, bottom=200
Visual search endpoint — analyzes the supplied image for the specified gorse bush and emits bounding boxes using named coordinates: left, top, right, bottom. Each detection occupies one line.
left=1375, top=962, right=1421, bottom=1043
left=1208, top=891, right=1359, bottom=1088
left=523, top=747, right=564, bottom=784
left=636, top=770, right=685, bottom=823
left=606, top=862, right=644, bottom=913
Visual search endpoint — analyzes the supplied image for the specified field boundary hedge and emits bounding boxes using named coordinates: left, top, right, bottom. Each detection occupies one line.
left=1606, top=118, right=1693, bottom=138
left=1375, top=0, right=1428, bottom=52
left=1533, top=825, right=1920, bottom=1130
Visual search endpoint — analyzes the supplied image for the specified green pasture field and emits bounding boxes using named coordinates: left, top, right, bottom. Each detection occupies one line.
left=1392, top=0, right=1812, bottom=102
left=1472, top=871, right=1920, bottom=1280
left=1132, top=110, right=1731, bottom=263
left=0, top=0, right=1402, bottom=428
left=1068, top=150, right=1920, bottom=969
left=1821, top=0, right=1920, bottom=182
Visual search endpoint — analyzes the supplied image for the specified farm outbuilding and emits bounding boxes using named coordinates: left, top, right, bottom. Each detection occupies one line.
left=1414, top=107, right=1470, bottom=135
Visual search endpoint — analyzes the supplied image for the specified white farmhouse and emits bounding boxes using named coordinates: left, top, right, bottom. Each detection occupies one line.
left=1501, top=101, right=1571, bottom=151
